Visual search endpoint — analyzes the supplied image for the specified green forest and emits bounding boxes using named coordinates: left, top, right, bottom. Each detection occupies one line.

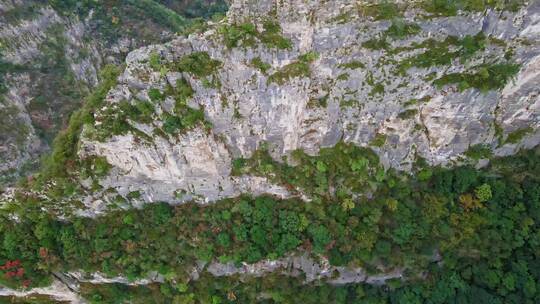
left=1, top=140, right=539, bottom=302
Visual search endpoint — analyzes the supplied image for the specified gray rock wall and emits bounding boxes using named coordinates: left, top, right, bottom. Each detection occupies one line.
left=80, top=0, right=540, bottom=210
left=0, top=6, right=101, bottom=182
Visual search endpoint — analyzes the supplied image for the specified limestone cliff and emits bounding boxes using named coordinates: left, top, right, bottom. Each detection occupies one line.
left=1, top=1, right=539, bottom=302
left=78, top=0, right=539, bottom=212
left=0, top=0, right=227, bottom=185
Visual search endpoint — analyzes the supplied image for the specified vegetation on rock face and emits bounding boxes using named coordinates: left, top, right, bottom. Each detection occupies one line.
left=464, top=144, right=493, bottom=160
left=376, top=30, right=521, bottom=92
left=362, top=36, right=390, bottom=51
left=421, top=0, right=526, bottom=16
left=364, top=26, right=519, bottom=98
left=219, top=23, right=258, bottom=48
left=82, top=51, right=221, bottom=143
left=219, top=20, right=292, bottom=50
left=259, top=20, right=293, bottom=50
left=0, top=58, right=23, bottom=99
left=250, top=57, right=272, bottom=74
left=385, top=19, right=421, bottom=38
left=267, top=52, right=318, bottom=85
left=170, top=78, right=195, bottom=108
left=397, top=109, right=418, bottom=120
left=172, top=52, right=222, bottom=77
left=369, top=133, right=387, bottom=148
left=396, top=33, right=487, bottom=72
left=164, top=0, right=228, bottom=19
left=37, top=0, right=226, bottom=71
left=92, top=76, right=208, bottom=142
left=161, top=108, right=206, bottom=135
left=162, top=77, right=209, bottom=135
left=148, top=51, right=163, bottom=72
left=0, top=105, right=30, bottom=151
left=433, top=63, right=520, bottom=92
left=38, top=65, right=120, bottom=182
left=338, top=60, right=365, bottom=70
left=358, top=0, right=526, bottom=21
left=49, top=0, right=228, bottom=37
left=506, top=127, right=534, bottom=144
left=359, top=2, right=402, bottom=20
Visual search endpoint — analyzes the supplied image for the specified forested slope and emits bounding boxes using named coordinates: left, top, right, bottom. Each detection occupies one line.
left=0, top=0, right=539, bottom=303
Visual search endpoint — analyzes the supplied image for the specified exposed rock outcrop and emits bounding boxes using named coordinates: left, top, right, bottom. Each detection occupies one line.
left=0, top=0, right=226, bottom=185
left=206, top=254, right=403, bottom=285
left=79, top=0, right=539, bottom=210
left=0, top=278, right=84, bottom=303
left=0, top=6, right=101, bottom=183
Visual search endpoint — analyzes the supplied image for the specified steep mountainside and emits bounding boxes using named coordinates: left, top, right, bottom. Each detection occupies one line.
left=0, top=0, right=227, bottom=185
left=0, top=0, right=539, bottom=303
left=75, top=0, right=539, bottom=212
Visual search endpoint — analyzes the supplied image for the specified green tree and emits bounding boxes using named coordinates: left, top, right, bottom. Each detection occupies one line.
left=475, top=183, right=492, bottom=202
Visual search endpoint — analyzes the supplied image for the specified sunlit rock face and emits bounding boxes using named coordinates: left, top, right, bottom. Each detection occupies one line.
left=0, top=0, right=190, bottom=184
left=78, top=0, right=540, bottom=209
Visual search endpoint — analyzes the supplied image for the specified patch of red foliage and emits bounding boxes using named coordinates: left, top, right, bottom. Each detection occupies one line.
left=1, top=260, right=31, bottom=288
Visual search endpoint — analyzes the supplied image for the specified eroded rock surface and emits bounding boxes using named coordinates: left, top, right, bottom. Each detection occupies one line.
left=0, top=6, right=101, bottom=183
left=206, top=254, right=403, bottom=285
left=79, top=0, right=540, bottom=210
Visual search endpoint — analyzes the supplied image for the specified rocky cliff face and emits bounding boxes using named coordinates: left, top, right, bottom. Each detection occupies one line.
left=0, top=3, right=99, bottom=183
left=1, top=1, right=539, bottom=302
left=77, top=0, right=539, bottom=213
left=0, top=0, right=227, bottom=185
